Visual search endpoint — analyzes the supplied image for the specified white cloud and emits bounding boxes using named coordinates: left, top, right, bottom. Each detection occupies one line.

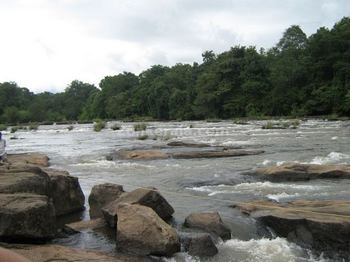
left=0, top=0, right=349, bottom=92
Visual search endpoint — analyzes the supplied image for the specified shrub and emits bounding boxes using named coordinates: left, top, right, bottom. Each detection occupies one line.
left=111, top=124, right=121, bottom=131
left=134, top=123, right=147, bottom=131
left=0, top=124, right=7, bottom=131
left=29, top=124, right=39, bottom=130
left=93, top=120, right=106, bottom=132
left=10, top=127, right=18, bottom=133
left=137, top=134, right=149, bottom=140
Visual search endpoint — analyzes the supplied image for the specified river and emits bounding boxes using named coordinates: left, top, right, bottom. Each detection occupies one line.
left=5, top=119, right=350, bottom=261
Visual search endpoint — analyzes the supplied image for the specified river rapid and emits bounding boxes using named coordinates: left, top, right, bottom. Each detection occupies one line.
left=4, top=119, right=350, bottom=262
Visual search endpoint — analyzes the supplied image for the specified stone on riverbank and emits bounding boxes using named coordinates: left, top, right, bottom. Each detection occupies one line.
left=234, top=199, right=350, bottom=257
left=184, top=212, right=231, bottom=240
left=102, top=187, right=174, bottom=227
left=6, top=153, right=49, bottom=167
left=89, top=183, right=125, bottom=218
left=0, top=193, right=56, bottom=240
left=0, top=243, right=151, bottom=262
left=44, top=168, right=85, bottom=216
left=247, top=163, right=350, bottom=182
left=116, top=203, right=180, bottom=256
left=180, top=233, right=218, bottom=257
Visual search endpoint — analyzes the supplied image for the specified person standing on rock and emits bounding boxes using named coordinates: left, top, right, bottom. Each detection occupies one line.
left=0, top=132, right=6, bottom=162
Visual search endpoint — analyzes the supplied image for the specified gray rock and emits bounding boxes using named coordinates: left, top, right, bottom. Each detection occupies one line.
left=181, top=233, right=218, bottom=257
left=89, top=183, right=124, bottom=218
left=184, top=212, right=231, bottom=240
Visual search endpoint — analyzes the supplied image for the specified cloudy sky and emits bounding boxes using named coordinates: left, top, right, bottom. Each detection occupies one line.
left=0, top=0, right=349, bottom=93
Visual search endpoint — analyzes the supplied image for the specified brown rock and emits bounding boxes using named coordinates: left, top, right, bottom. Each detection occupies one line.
left=89, top=183, right=125, bottom=218
left=184, top=212, right=231, bottom=240
left=7, top=153, right=49, bottom=167
left=0, top=193, right=56, bottom=240
left=66, top=218, right=107, bottom=232
left=248, top=163, right=350, bottom=182
left=181, top=233, right=218, bottom=257
left=116, top=149, right=169, bottom=160
left=102, top=188, right=174, bottom=227
left=44, top=168, right=85, bottom=216
left=167, top=141, right=210, bottom=148
left=0, top=243, right=151, bottom=262
left=234, top=199, right=350, bottom=257
left=116, top=204, right=180, bottom=256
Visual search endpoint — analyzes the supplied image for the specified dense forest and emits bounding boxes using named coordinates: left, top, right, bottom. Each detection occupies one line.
left=0, top=17, right=349, bottom=124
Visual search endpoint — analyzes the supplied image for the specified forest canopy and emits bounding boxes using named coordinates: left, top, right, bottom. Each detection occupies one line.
left=1, top=17, right=349, bottom=124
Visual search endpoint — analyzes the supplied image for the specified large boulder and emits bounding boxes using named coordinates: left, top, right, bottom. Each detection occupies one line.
left=116, top=203, right=180, bottom=256
left=0, top=193, right=56, bottom=240
left=0, top=166, right=50, bottom=196
left=89, top=183, right=125, bottom=218
left=0, top=243, right=151, bottom=262
left=184, top=212, right=231, bottom=240
left=247, top=163, right=350, bottom=182
left=180, top=233, right=218, bottom=257
left=6, top=153, right=49, bottom=167
left=43, top=168, right=85, bottom=216
left=234, top=199, right=350, bottom=258
left=102, top=188, right=174, bottom=227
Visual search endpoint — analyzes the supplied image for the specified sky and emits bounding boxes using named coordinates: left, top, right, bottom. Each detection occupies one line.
left=0, top=0, right=349, bottom=93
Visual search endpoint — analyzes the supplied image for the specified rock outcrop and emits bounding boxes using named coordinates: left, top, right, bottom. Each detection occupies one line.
left=0, top=243, right=151, bottom=262
left=0, top=193, right=56, bottom=240
left=6, top=153, right=49, bottom=167
left=116, top=203, right=180, bottom=256
left=89, top=183, right=125, bottom=218
left=43, top=168, right=85, bottom=216
left=114, top=149, right=264, bottom=160
left=247, top=163, right=350, bottom=182
left=234, top=199, right=350, bottom=257
left=102, top=187, right=174, bottom=227
left=181, top=233, right=218, bottom=257
left=184, top=212, right=231, bottom=240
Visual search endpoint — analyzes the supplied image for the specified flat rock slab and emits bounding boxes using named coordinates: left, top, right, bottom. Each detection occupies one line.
left=234, top=200, right=350, bottom=255
left=247, top=163, right=350, bottom=182
left=114, top=149, right=264, bottom=160
left=0, top=243, right=151, bottom=262
left=0, top=193, right=56, bottom=240
left=7, top=153, right=49, bottom=167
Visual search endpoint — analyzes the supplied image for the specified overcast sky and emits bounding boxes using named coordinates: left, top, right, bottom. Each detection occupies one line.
left=0, top=0, right=349, bottom=93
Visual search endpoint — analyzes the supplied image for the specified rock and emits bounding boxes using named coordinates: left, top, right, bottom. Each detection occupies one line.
left=66, top=218, right=107, bottom=232
left=6, top=153, right=49, bottom=167
left=116, top=203, right=180, bottom=256
left=116, top=149, right=169, bottom=160
left=184, top=212, right=231, bottom=240
left=114, top=149, right=264, bottom=160
left=102, top=188, right=174, bottom=227
left=0, top=243, right=151, bottom=262
left=234, top=199, right=350, bottom=257
left=43, top=168, right=85, bottom=216
left=167, top=141, right=211, bottom=148
left=247, top=163, right=350, bottom=182
left=0, top=193, right=56, bottom=240
left=0, top=166, right=50, bottom=196
left=171, top=149, right=264, bottom=159
left=89, top=183, right=125, bottom=218
left=181, top=233, right=218, bottom=257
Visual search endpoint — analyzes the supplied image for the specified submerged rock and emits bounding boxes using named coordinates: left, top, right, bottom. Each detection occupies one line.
left=180, top=233, right=218, bottom=257
left=44, top=168, right=85, bottom=216
left=184, top=212, right=231, bottom=240
left=116, top=203, right=180, bottom=256
left=0, top=193, right=56, bottom=240
left=0, top=243, right=151, bottom=262
left=102, top=187, right=174, bottom=227
left=247, top=163, right=350, bottom=182
left=89, top=183, right=125, bottom=218
left=234, top=199, right=350, bottom=257
left=167, top=141, right=211, bottom=148
left=114, top=149, right=264, bottom=160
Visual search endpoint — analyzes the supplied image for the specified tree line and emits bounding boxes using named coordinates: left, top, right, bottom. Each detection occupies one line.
left=1, top=17, right=349, bottom=124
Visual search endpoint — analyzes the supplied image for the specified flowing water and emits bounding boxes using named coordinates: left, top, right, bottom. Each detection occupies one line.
left=4, top=119, right=350, bottom=261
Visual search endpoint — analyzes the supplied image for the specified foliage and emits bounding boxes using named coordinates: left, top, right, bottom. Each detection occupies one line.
left=0, top=124, right=7, bottom=131
left=134, top=123, right=147, bottom=131
left=93, top=120, right=106, bottom=132
left=29, top=124, right=38, bottom=130
left=0, top=17, right=349, bottom=122
left=137, top=134, right=149, bottom=140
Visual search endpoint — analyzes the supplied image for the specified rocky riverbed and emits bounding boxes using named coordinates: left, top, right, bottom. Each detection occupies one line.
left=2, top=119, right=350, bottom=261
